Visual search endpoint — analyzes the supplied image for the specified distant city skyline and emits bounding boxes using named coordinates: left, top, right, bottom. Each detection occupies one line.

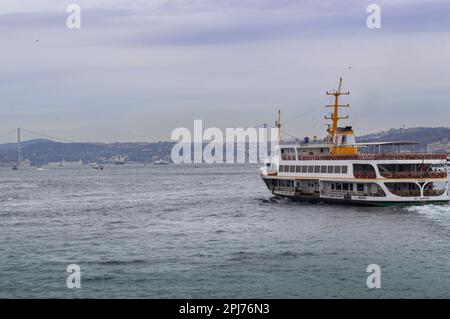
left=1, top=0, right=450, bottom=143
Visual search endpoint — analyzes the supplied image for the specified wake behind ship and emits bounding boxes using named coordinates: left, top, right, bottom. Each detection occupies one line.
left=260, top=79, right=449, bottom=206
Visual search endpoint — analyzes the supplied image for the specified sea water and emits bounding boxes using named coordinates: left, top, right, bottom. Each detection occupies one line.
left=0, top=164, right=449, bottom=298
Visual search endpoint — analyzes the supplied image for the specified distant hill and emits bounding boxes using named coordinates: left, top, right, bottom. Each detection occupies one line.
left=1, top=127, right=449, bottom=166
left=0, top=140, right=175, bottom=166
left=357, top=127, right=450, bottom=145
left=0, top=139, right=50, bottom=151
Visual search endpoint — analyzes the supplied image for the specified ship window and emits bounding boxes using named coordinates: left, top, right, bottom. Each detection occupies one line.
left=296, top=166, right=301, bottom=173
left=308, top=166, right=314, bottom=173
left=314, top=166, right=320, bottom=173
left=342, top=166, right=348, bottom=174
left=336, top=183, right=343, bottom=191
left=385, top=183, right=420, bottom=197
left=331, top=182, right=335, bottom=190
left=301, top=166, right=307, bottom=173
left=335, top=166, right=342, bottom=174
left=327, top=166, right=334, bottom=173
left=357, top=184, right=364, bottom=192
left=423, top=181, right=447, bottom=197
left=321, top=166, right=327, bottom=173
left=289, top=166, right=295, bottom=173
left=279, top=165, right=284, bottom=172
left=343, top=183, right=349, bottom=191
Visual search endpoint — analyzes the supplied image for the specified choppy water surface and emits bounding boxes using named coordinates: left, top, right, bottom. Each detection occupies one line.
left=0, top=165, right=449, bottom=298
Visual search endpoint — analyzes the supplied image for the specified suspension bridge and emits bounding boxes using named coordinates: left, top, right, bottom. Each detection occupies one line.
left=0, top=128, right=77, bottom=167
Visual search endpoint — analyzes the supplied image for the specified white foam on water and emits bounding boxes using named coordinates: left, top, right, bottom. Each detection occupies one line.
left=407, top=204, right=450, bottom=226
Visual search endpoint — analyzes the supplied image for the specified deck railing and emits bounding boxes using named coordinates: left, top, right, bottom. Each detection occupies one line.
left=388, top=190, right=421, bottom=197
left=353, top=172, right=377, bottom=179
left=379, top=171, right=447, bottom=179
left=294, top=153, right=447, bottom=161
left=423, top=189, right=447, bottom=196
left=281, top=155, right=297, bottom=161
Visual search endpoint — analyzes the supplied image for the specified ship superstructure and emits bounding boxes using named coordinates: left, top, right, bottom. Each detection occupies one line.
left=260, top=79, right=449, bottom=205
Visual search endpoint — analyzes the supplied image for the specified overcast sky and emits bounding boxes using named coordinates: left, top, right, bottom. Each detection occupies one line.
left=1, top=0, right=450, bottom=142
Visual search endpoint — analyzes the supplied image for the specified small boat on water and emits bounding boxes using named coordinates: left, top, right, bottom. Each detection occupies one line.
left=12, top=165, right=18, bottom=171
left=154, top=160, right=169, bottom=165
left=91, top=163, right=104, bottom=170
left=112, top=155, right=128, bottom=165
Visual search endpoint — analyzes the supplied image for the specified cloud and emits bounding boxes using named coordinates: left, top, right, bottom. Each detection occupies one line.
left=1, top=0, right=450, bottom=142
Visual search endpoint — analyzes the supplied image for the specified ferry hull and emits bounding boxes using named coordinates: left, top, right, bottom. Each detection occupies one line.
left=261, top=173, right=449, bottom=207
left=272, top=192, right=449, bottom=207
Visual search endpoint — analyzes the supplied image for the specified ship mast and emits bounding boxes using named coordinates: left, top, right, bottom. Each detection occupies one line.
left=275, top=110, right=281, bottom=145
left=325, top=77, right=350, bottom=140
left=324, top=78, right=358, bottom=156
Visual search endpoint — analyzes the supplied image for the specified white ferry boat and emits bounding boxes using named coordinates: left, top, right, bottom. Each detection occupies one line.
left=260, top=79, right=449, bottom=206
left=154, top=160, right=169, bottom=165
left=112, top=155, right=128, bottom=165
